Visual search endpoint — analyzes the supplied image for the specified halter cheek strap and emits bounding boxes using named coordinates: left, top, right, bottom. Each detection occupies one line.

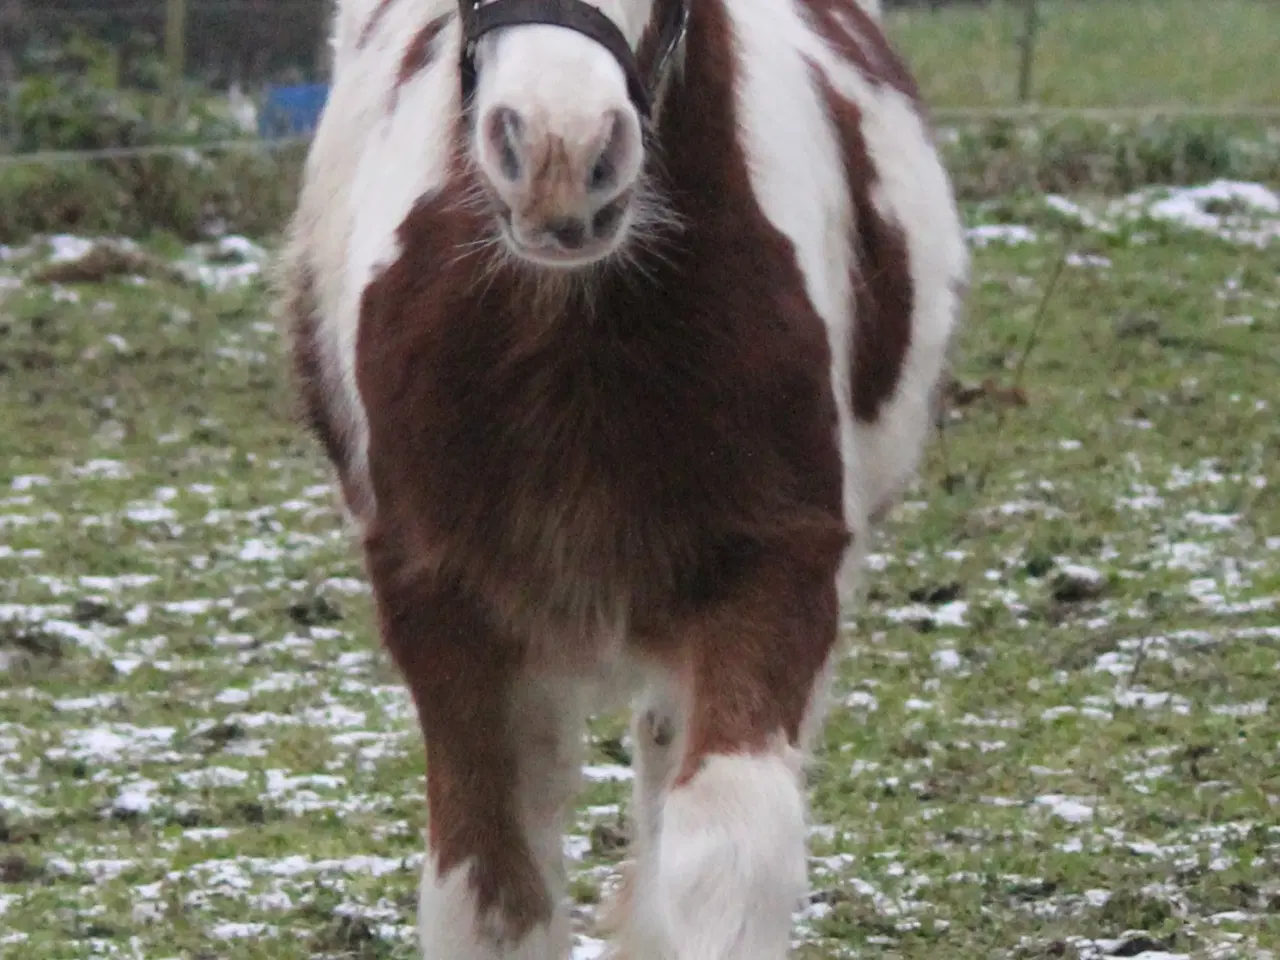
left=459, top=0, right=688, bottom=120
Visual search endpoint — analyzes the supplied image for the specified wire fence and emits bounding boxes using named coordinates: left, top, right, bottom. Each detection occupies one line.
left=2, top=104, right=1280, bottom=170
left=0, top=136, right=309, bottom=168
left=2, top=0, right=1278, bottom=164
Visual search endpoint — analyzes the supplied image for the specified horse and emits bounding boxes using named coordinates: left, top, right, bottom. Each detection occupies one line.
left=277, top=0, right=967, bottom=953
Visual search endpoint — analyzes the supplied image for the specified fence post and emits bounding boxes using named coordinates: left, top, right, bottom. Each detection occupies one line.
left=164, top=0, right=187, bottom=121
left=0, top=0, right=23, bottom=152
left=1016, top=0, right=1039, bottom=104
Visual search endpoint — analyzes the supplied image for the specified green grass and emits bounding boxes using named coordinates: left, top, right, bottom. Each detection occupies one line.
left=1, top=193, right=1278, bottom=959
left=886, top=0, right=1280, bottom=109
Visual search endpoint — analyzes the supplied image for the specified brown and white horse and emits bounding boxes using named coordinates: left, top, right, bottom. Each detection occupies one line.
left=278, top=0, right=966, bottom=953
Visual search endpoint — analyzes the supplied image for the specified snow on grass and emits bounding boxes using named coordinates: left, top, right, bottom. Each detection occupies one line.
left=967, top=224, right=1038, bottom=247
left=1044, top=180, right=1280, bottom=248
left=1, top=214, right=1277, bottom=959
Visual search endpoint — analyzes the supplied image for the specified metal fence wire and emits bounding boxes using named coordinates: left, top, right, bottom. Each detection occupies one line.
left=0, top=0, right=1277, bottom=163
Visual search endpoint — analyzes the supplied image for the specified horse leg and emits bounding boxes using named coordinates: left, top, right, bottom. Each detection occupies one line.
left=618, top=548, right=843, bottom=960
left=601, top=672, right=684, bottom=959
left=369, top=546, right=584, bottom=959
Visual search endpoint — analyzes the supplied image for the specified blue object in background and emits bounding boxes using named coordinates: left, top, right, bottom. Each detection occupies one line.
left=258, top=84, right=330, bottom=138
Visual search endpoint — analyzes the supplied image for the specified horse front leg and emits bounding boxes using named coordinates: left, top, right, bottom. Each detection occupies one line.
left=369, top=541, right=585, bottom=959
left=614, top=545, right=844, bottom=960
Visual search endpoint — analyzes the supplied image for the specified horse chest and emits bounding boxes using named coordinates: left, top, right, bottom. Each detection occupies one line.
left=457, top=346, right=724, bottom=527
left=410, top=338, right=752, bottom=624
left=359, top=267, right=839, bottom=630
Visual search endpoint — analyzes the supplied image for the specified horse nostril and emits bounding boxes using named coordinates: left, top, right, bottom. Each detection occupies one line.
left=588, top=153, right=615, bottom=192
left=485, top=106, right=524, bottom=182
left=546, top=217, right=588, bottom=250
left=591, top=198, right=625, bottom=240
left=585, top=109, right=631, bottom=192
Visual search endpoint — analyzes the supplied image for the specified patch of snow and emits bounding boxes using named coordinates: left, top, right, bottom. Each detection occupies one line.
left=265, top=770, right=347, bottom=795
left=54, top=693, right=122, bottom=712
left=1140, top=180, right=1280, bottom=247
left=1210, top=700, right=1267, bottom=718
left=1034, top=794, right=1095, bottom=823
left=177, top=767, right=250, bottom=789
left=1049, top=181, right=1280, bottom=248
left=39, top=619, right=116, bottom=657
left=1165, top=541, right=1214, bottom=572
left=1059, top=563, right=1105, bottom=586
left=967, top=224, right=1037, bottom=247
left=1046, top=195, right=1104, bottom=229
left=49, top=725, right=179, bottom=763
left=884, top=600, right=968, bottom=628
left=124, top=504, right=177, bottom=524
left=72, top=459, right=131, bottom=479
left=237, top=538, right=283, bottom=562
left=73, top=859, right=138, bottom=881
left=79, top=574, right=158, bottom=592
left=210, top=922, right=277, bottom=940
left=178, top=236, right=268, bottom=291
left=1066, top=253, right=1111, bottom=268
left=47, top=235, right=100, bottom=263
left=844, top=690, right=879, bottom=711
left=932, top=648, right=963, bottom=672
left=1185, top=511, right=1240, bottom=531
left=111, top=779, right=160, bottom=816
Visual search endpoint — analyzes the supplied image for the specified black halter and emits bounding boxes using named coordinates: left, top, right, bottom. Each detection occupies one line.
left=459, top=0, right=688, bottom=119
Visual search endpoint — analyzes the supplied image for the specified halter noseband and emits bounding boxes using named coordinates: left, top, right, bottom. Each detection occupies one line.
left=459, top=0, right=688, bottom=119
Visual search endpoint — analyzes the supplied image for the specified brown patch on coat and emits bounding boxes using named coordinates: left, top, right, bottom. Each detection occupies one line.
left=357, top=0, right=400, bottom=49
left=672, top=533, right=845, bottom=785
left=811, top=65, right=915, bottom=423
left=802, top=0, right=920, bottom=103
left=393, top=14, right=451, bottom=102
left=355, top=0, right=847, bottom=754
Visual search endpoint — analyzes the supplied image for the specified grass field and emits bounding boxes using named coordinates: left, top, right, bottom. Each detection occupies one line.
left=1, top=180, right=1278, bottom=960
left=886, top=0, right=1280, bottom=109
